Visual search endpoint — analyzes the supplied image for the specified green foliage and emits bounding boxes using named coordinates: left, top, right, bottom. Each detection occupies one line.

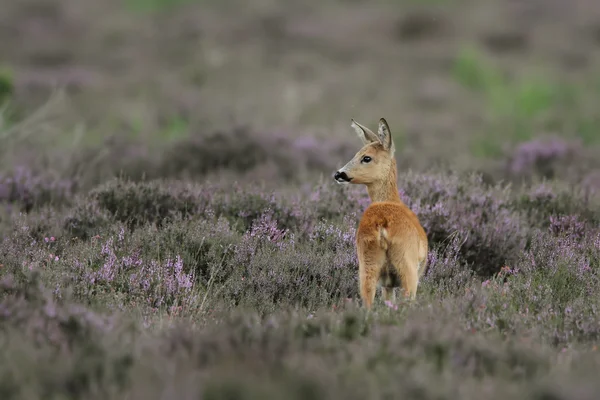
left=161, top=116, right=189, bottom=141
left=575, top=118, right=600, bottom=146
left=452, top=47, right=503, bottom=92
left=452, top=47, right=561, bottom=119
left=451, top=47, right=591, bottom=157
left=124, top=0, right=193, bottom=12
left=0, top=66, right=13, bottom=105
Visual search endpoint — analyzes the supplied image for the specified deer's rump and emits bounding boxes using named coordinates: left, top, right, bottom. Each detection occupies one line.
left=356, top=201, right=428, bottom=268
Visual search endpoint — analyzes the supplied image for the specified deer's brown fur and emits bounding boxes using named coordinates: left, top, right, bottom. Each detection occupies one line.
left=334, top=118, right=428, bottom=309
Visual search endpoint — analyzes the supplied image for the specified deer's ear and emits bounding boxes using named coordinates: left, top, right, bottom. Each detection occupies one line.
left=351, top=119, right=379, bottom=145
left=378, top=118, right=394, bottom=155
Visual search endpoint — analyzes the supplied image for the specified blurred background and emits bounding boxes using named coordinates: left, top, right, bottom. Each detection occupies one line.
left=1, top=0, right=600, bottom=193
left=2, top=3, right=600, bottom=397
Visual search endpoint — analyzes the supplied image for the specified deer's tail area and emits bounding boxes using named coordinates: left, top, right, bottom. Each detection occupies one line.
left=377, top=223, right=390, bottom=252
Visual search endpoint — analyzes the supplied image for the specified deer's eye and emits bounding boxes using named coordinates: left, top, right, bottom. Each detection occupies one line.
left=361, top=156, right=372, bottom=164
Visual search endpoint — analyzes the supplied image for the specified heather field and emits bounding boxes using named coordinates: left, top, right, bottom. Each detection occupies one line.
left=2, top=0, right=600, bottom=398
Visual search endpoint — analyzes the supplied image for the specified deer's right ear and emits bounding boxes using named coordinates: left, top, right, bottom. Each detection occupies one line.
left=351, top=119, right=379, bottom=145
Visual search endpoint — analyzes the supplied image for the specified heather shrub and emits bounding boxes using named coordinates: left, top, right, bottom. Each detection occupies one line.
left=59, top=168, right=599, bottom=296
left=58, top=212, right=359, bottom=314
left=400, top=171, right=528, bottom=276
left=501, top=135, right=600, bottom=188
left=208, top=184, right=307, bottom=233
left=505, top=137, right=581, bottom=180
left=61, top=127, right=356, bottom=189
left=0, top=212, right=68, bottom=285
left=133, top=214, right=240, bottom=284
left=0, top=166, right=75, bottom=212
left=89, top=179, right=200, bottom=229
left=154, top=127, right=355, bottom=182
left=132, top=305, right=555, bottom=400
left=9, top=169, right=598, bottom=317
left=63, top=199, right=113, bottom=240
left=59, top=224, right=198, bottom=312
left=3, top=279, right=600, bottom=400
left=159, top=126, right=295, bottom=177
left=0, top=149, right=598, bottom=400
left=451, top=223, right=600, bottom=345
left=306, top=181, right=368, bottom=223
left=511, top=182, right=600, bottom=229
left=0, top=273, right=135, bottom=400
left=63, top=177, right=364, bottom=244
left=1, top=188, right=600, bottom=399
left=63, top=179, right=290, bottom=240
left=548, top=214, right=588, bottom=240
left=207, top=181, right=364, bottom=235
left=223, top=217, right=359, bottom=311
left=519, top=229, right=600, bottom=307
left=420, top=233, right=475, bottom=295
left=64, top=139, right=157, bottom=190
left=64, top=179, right=204, bottom=238
left=0, top=204, right=63, bottom=243
left=0, top=273, right=112, bottom=352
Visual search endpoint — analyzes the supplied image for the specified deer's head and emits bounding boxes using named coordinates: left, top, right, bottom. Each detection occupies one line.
left=334, top=118, right=396, bottom=186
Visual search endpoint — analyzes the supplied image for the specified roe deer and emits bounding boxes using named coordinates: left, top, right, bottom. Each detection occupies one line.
left=333, top=118, right=428, bottom=309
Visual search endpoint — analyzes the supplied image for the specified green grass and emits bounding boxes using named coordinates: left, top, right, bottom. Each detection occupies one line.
left=575, top=118, right=600, bottom=146
left=124, top=0, right=195, bottom=12
left=452, top=47, right=503, bottom=92
left=161, top=116, right=190, bottom=141
left=0, top=66, right=13, bottom=105
left=451, top=47, right=597, bottom=157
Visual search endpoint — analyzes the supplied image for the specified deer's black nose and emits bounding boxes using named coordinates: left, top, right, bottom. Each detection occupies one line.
left=334, top=171, right=351, bottom=182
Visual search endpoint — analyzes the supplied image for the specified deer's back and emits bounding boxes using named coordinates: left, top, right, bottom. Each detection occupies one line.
left=357, top=201, right=428, bottom=259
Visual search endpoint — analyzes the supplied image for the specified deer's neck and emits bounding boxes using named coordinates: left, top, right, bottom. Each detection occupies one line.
left=366, top=160, right=402, bottom=203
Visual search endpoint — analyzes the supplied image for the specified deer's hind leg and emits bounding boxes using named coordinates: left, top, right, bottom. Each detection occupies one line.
left=388, top=245, right=420, bottom=301
left=356, top=238, right=386, bottom=310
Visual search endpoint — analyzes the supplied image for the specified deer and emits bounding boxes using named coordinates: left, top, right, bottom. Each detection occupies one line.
left=333, top=118, right=428, bottom=310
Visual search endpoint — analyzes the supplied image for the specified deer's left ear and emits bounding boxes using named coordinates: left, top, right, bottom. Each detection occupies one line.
left=351, top=119, right=379, bottom=145
left=378, top=118, right=394, bottom=155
